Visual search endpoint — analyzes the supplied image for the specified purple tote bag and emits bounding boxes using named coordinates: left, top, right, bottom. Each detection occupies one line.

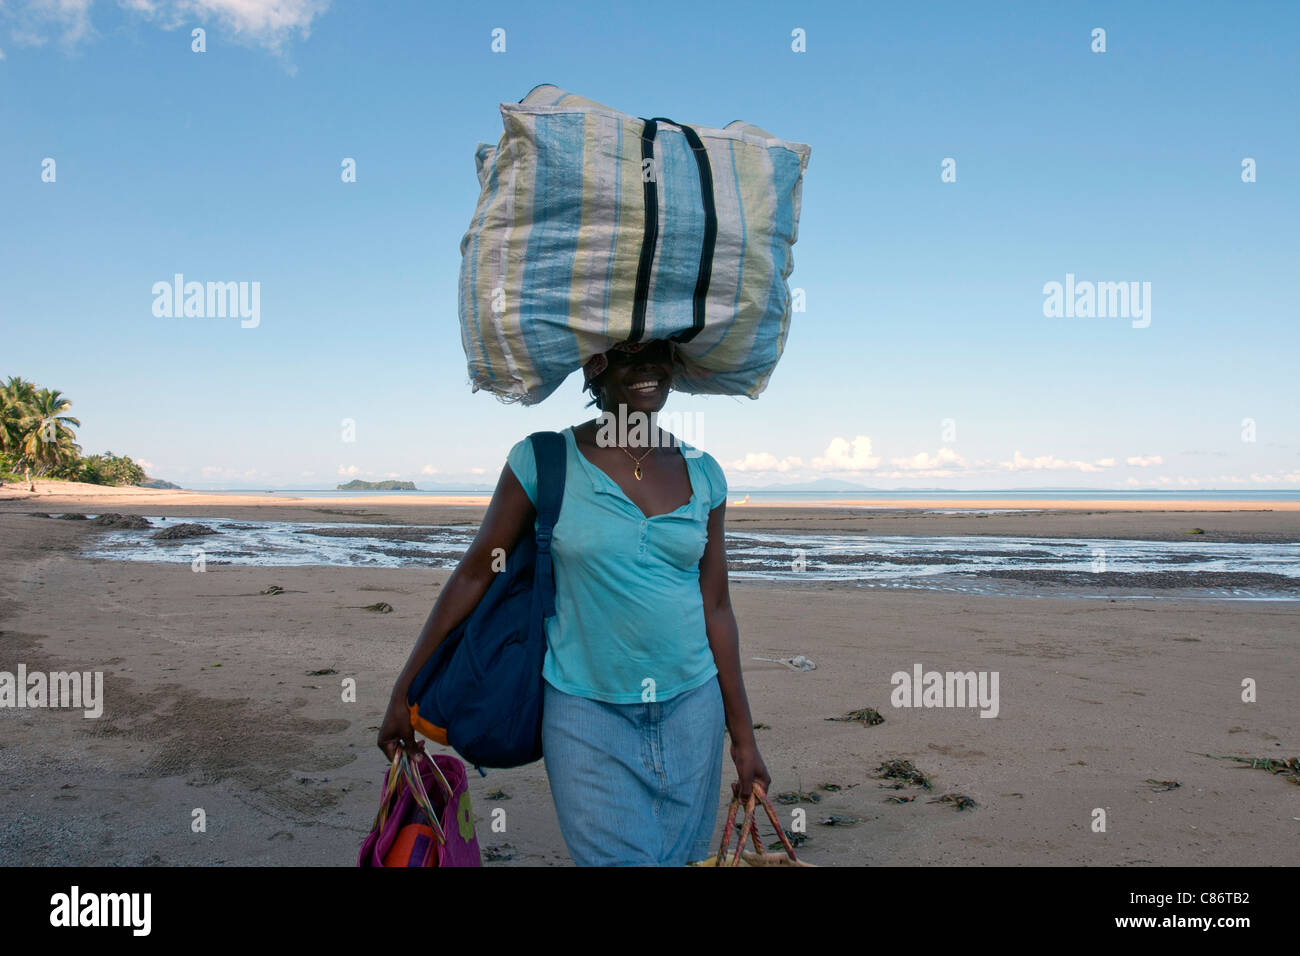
left=358, top=748, right=482, bottom=867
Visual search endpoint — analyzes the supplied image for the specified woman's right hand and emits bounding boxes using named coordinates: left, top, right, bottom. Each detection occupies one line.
left=377, top=691, right=418, bottom=760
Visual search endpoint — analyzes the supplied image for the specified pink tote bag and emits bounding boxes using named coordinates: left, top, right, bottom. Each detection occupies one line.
left=358, top=748, right=482, bottom=867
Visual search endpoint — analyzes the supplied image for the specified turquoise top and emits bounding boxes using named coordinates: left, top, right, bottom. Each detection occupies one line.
left=506, top=426, right=727, bottom=704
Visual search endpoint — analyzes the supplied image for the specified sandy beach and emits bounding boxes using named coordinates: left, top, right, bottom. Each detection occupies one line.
left=1, top=485, right=1297, bottom=866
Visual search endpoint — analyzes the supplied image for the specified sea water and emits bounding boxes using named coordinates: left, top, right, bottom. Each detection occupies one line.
left=77, top=517, right=1300, bottom=601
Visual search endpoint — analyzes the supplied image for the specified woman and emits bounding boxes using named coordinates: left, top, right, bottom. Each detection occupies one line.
left=378, top=338, right=769, bottom=865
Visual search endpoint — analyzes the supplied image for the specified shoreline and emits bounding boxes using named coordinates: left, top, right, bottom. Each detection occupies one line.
left=3, top=479, right=1299, bottom=515
left=4, top=487, right=1300, bottom=544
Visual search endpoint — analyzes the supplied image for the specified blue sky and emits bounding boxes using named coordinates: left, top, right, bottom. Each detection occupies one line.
left=2, top=0, right=1297, bottom=490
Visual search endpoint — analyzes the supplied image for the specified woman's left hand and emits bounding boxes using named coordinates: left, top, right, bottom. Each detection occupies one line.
left=730, top=740, right=771, bottom=803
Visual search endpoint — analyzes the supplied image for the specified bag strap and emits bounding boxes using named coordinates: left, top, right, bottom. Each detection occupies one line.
left=713, top=781, right=801, bottom=866
left=401, top=751, right=451, bottom=844
left=374, top=750, right=448, bottom=845
left=631, top=117, right=716, bottom=346
left=527, top=430, right=567, bottom=618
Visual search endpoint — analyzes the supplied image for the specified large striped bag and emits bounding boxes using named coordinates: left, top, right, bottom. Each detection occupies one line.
left=458, top=84, right=812, bottom=405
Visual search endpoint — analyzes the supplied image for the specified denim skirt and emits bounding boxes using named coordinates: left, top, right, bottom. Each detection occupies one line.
left=541, top=675, right=726, bottom=866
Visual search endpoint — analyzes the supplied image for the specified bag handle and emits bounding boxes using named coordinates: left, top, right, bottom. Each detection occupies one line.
left=712, top=781, right=801, bottom=866
left=401, top=751, right=453, bottom=844
left=631, top=117, right=716, bottom=346
left=374, top=749, right=453, bottom=845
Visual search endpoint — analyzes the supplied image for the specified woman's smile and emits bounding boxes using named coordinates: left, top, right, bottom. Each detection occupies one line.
left=602, top=340, right=673, bottom=412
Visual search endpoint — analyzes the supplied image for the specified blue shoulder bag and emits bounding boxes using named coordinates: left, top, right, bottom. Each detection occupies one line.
left=406, top=430, right=566, bottom=770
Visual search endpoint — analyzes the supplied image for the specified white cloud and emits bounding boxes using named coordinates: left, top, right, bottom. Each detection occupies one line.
left=139, top=0, right=328, bottom=51
left=1126, top=455, right=1163, bottom=467
left=3, top=0, right=95, bottom=47
left=469, top=467, right=486, bottom=475
left=3, top=0, right=327, bottom=53
left=420, top=464, right=439, bottom=475
left=812, top=436, right=880, bottom=472
left=337, top=464, right=360, bottom=476
left=1095, top=457, right=1116, bottom=467
left=137, top=458, right=155, bottom=470
left=728, top=452, right=803, bottom=473
left=888, top=447, right=966, bottom=471
left=999, top=451, right=1109, bottom=473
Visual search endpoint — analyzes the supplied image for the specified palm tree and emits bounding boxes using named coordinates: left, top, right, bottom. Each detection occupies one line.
left=1, top=377, right=36, bottom=448
left=17, top=387, right=81, bottom=492
left=0, top=377, right=38, bottom=486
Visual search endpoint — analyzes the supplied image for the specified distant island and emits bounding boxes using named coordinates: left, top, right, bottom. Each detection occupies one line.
left=336, top=479, right=418, bottom=491
left=141, top=478, right=182, bottom=490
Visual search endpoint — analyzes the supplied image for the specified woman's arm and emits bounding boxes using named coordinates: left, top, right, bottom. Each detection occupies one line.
left=377, top=461, right=536, bottom=759
left=699, top=500, right=771, bottom=802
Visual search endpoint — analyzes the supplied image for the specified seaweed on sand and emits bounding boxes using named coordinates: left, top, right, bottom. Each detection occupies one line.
left=1202, top=754, right=1300, bottom=785
left=929, top=794, right=978, bottom=810
left=767, top=830, right=808, bottom=851
left=873, top=758, right=933, bottom=790
left=774, top=790, right=821, bottom=805
left=817, top=814, right=860, bottom=827
left=825, top=707, right=885, bottom=726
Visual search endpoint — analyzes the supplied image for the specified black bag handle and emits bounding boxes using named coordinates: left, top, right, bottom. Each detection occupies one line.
left=630, top=117, right=717, bottom=345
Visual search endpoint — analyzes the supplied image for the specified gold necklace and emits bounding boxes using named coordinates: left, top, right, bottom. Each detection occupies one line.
left=619, top=445, right=654, bottom=480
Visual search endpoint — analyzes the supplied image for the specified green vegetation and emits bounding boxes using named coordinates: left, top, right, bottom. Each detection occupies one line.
left=336, top=479, right=417, bottom=491
left=0, top=376, right=151, bottom=491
